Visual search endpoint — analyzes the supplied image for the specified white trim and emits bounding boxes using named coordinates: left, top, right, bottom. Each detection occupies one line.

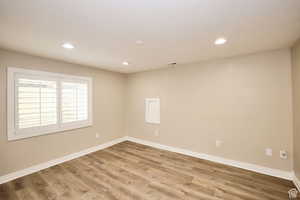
left=9, top=124, right=93, bottom=141
left=126, top=137, right=293, bottom=180
left=0, top=136, right=294, bottom=185
left=7, top=67, right=92, bottom=81
left=7, top=68, right=15, bottom=141
left=7, top=67, right=93, bottom=141
left=292, top=172, right=300, bottom=191
left=0, top=137, right=127, bottom=184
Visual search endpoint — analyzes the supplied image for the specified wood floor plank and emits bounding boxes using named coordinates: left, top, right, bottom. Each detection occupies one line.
left=15, top=188, right=36, bottom=200
left=0, top=183, right=19, bottom=200
left=0, top=141, right=298, bottom=200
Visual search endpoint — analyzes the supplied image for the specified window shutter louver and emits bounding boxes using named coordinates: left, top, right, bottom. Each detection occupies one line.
left=61, top=82, right=88, bottom=123
left=16, top=78, right=57, bottom=130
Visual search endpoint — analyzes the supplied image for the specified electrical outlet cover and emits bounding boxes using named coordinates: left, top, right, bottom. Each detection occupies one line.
left=280, top=150, right=288, bottom=159
left=216, top=140, right=222, bottom=147
left=265, top=148, right=272, bottom=156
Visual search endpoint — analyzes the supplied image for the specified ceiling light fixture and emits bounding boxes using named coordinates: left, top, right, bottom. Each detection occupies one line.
left=62, top=42, right=75, bottom=49
left=122, top=61, right=129, bottom=66
left=214, top=37, right=227, bottom=45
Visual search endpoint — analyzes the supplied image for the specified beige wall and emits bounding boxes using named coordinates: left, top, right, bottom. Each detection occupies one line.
left=126, top=49, right=293, bottom=171
left=0, top=49, right=126, bottom=176
left=0, top=47, right=295, bottom=176
left=292, top=40, right=300, bottom=178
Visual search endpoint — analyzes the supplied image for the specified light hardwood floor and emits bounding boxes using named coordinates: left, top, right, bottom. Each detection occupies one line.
left=0, top=141, right=298, bottom=200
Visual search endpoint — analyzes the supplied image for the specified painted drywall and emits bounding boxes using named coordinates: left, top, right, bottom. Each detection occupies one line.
left=0, top=47, right=295, bottom=177
left=0, top=49, right=126, bottom=176
left=292, top=40, right=300, bottom=179
left=126, top=49, right=293, bottom=171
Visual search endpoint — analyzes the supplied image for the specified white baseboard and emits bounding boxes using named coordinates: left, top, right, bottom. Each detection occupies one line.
left=293, top=172, right=300, bottom=191
left=126, top=137, right=293, bottom=180
left=0, top=137, right=127, bottom=184
left=0, top=136, right=294, bottom=185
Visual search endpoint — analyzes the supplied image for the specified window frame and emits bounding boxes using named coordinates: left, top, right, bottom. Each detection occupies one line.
left=7, top=67, right=93, bottom=141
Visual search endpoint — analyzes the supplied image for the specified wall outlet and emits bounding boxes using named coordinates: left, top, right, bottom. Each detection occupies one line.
left=154, top=129, right=159, bottom=136
left=280, top=150, right=288, bottom=159
left=216, top=140, right=223, bottom=147
left=265, top=148, right=272, bottom=156
left=95, top=133, right=100, bottom=138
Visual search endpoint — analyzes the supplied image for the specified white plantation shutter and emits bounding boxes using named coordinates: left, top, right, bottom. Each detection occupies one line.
left=7, top=68, right=92, bottom=141
left=61, top=82, right=88, bottom=123
left=16, top=77, right=57, bottom=130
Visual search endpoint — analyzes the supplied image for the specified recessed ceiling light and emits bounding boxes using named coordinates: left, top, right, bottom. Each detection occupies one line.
left=214, top=38, right=227, bottom=45
left=122, top=61, right=129, bottom=66
left=62, top=42, right=75, bottom=49
left=136, top=40, right=144, bottom=45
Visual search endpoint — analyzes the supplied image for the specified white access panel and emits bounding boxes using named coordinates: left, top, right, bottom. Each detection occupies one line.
left=145, top=98, right=160, bottom=124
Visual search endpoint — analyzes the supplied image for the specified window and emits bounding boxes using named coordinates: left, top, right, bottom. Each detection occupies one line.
left=145, top=98, right=160, bottom=124
left=7, top=67, right=92, bottom=141
left=61, top=82, right=88, bottom=123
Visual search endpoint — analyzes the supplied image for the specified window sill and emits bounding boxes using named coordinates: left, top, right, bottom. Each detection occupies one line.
left=8, top=122, right=93, bottom=141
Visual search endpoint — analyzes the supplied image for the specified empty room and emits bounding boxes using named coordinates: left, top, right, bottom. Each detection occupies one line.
left=1, top=1, right=300, bottom=200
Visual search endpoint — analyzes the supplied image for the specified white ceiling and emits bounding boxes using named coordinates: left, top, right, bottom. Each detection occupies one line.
left=1, top=0, right=300, bottom=73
